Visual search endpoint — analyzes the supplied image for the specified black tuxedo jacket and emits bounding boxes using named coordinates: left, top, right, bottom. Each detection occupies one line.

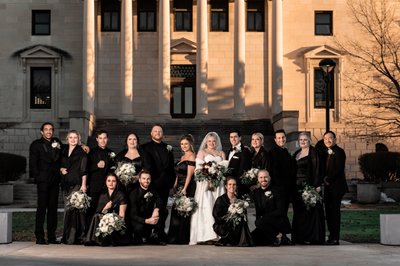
left=251, top=146, right=270, bottom=170
left=140, top=141, right=175, bottom=191
left=227, top=144, right=252, bottom=178
left=29, top=137, right=62, bottom=184
left=128, top=186, right=163, bottom=225
left=87, top=146, right=115, bottom=193
left=324, top=145, right=348, bottom=195
left=252, top=186, right=290, bottom=232
left=60, top=145, right=87, bottom=189
left=268, top=144, right=296, bottom=188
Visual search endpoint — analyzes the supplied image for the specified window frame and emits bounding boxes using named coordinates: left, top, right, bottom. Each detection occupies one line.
left=210, top=0, right=229, bottom=32
left=246, top=0, right=264, bottom=32
left=315, top=11, right=333, bottom=36
left=32, top=10, right=51, bottom=36
left=101, top=0, right=121, bottom=32
left=138, top=0, right=157, bottom=32
left=313, top=67, right=335, bottom=109
left=30, top=67, right=52, bottom=109
left=170, top=64, right=196, bottom=118
left=174, top=0, right=193, bottom=32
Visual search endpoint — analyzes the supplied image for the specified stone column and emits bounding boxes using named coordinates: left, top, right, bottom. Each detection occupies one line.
left=82, top=0, right=95, bottom=140
left=234, top=0, right=246, bottom=118
left=272, top=0, right=283, bottom=114
left=158, top=0, right=171, bottom=115
left=121, top=0, right=134, bottom=118
left=196, top=0, right=208, bottom=116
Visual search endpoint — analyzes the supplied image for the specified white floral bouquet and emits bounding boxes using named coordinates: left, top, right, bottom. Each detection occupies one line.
left=172, top=190, right=198, bottom=218
left=114, top=162, right=137, bottom=186
left=95, top=213, right=126, bottom=237
left=194, top=160, right=230, bottom=190
left=240, top=168, right=259, bottom=185
left=66, top=190, right=91, bottom=212
left=223, top=197, right=250, bottom=227
left=300, top=183, right=322, bottom=210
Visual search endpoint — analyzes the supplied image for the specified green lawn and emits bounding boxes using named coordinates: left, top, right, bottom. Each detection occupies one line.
left=11, top=209, right=400, bottom=243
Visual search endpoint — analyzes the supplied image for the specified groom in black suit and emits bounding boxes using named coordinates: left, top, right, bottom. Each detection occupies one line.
left=227, top=130, right=252, bottom=196
left=140, top=124, right=175, bottom=242
left=322, top=131, right=348, bottom=245
left=29, top=122, right=62, bottom=244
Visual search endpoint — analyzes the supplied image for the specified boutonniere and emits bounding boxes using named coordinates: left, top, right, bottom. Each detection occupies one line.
left=327, top=149, right=334, bottom=155
left=166, top=145, right=173, bottom=152
left=51, top=140, right=61, bottom=149
left=144, top=192, right=153, bottom=201
left=109, top=152, right=116, bottom=159
left=235, top=146, right=242, bottom=153
left=264, top=191, right=273, bottom=199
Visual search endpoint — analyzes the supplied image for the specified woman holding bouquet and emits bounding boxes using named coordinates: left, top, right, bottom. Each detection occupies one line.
left=85, top=173, right=129, bottom=246
left=189, top=132, right=227, bottom=245
left=60, top=130, right=88, bottom=244
left=291, top=132, right=325, bottom=245
left=167, top=134, right=196, bottom=244
left=115, top=132, right=149, bottom=193
left=212, top=177, right=254, bottom=246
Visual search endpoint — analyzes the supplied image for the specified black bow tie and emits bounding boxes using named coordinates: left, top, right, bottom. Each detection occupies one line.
left=230, top=147, right=237, bottom=152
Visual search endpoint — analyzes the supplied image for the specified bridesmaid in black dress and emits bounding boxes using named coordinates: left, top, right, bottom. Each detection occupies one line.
left=60, top=130, right=88, bottom=245
left=213, top=177, right=254, bottom=247
left=167, top=134, right=196, bottom=244
left=250, top=132, right=269, bottom=170
left=114, top=132, right=150, bottom=194
left=85, top=173, right=129, bottom=246
left=292, top=132, right=325, bottom=245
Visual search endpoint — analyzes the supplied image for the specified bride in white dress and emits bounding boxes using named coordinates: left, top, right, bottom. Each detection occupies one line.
left=189, top=132, right=227, bottom=245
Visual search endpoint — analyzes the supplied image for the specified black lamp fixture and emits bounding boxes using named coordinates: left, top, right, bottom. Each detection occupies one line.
left=319, top=59, right=336, bottom=132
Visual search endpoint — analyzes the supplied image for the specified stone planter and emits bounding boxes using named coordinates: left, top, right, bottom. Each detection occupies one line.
left=381, top=182, right=400, bottom=202
left=0, top=183, right=14, bottom=205
left=357, top=182, right=380, bottom=204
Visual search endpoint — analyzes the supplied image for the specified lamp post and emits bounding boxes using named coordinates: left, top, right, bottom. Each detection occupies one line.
left=319, top=59, right=336, bottom=132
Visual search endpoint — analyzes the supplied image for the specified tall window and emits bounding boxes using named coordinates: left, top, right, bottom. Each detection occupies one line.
left=247, top=0, right=264, bottom=32
left=211, top=0, right=228, bottom=32
left=314, top=68, right=334, bottom=109
left=315, top=11, right=333, bottom=36
left=174, top=0, right=192, bottom=31
left=138, top=0, right=156, bottom=32
left=101, top=0, right=120, bottom=32
left=32, top=10, right=51, bottom=35
left=171, top=65, right=196, bottom=118
left=31, top=67, right=51, bottom=109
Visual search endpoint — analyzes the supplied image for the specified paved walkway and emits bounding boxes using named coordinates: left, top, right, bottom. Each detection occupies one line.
left=0, top=241, right=399, bottom=266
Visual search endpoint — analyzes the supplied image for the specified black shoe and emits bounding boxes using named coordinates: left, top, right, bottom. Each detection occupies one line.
left=281, top=235, right=293, bottom=246
left=326, top=239, right=339, bottom=245
left=48, top=238, right=61, bottom=244
left=271, top=237, right=281, bottom=247
left=36, top=239, right=48, bottom=245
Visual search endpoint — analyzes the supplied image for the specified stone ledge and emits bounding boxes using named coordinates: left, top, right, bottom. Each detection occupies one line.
left=380, top=214, right=400, bottom=245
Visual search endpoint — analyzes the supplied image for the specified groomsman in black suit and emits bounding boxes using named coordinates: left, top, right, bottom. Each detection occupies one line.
left=140, top=124, right=175, bottom=242
left=227, top=130, right=252, bottom=196
left=268, top=129, right=296, bottom=214
left=87, top=130, right=115, bottom=221
left=129, top=170, right=165, bottom=245
left=29, top=122, right=62, bottom=244
left=322, top=131, right=348, bottom=245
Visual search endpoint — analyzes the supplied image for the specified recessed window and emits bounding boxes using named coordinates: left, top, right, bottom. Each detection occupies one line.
left=247, top=0, right=264, bottom=32
left=31, top=67, right=51, bottom=109
left=314, top=68, right=334, bottom=109
left=174, top=0, right=192, bottom=32
left=138, top=0, right=156, bottom=32
left=171, top=65, right=196, bottom=118
left=32, top=10, right=51, bottom=35
left=211, top=0, right=228, bottom=32
left=101, top=0, right=120, bottom=32
left=315, top=11, right=333, bottom=36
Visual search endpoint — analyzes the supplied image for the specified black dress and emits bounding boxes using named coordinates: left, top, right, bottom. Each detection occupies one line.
left=85, top=190, right=130, bottom=246
left=60, top=145, right=88, bottom=245
left=167, top=160, right=196, bottom=244
left=212, top=194, right=254, bottom=247
left=251, top=146, right=269, bottom=170
left=291, top=148, right=325, bottom=244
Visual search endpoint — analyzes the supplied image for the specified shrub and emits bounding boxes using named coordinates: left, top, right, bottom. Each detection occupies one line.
left=358, top=152, right=400, bottom=183
left=0, top=152, right=27, bottom=183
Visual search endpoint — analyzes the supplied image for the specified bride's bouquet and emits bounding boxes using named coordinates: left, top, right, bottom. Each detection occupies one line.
left=171, top=189, right=198, bottom=218
left=114, top=162, right=137, bottom=186
left=95, top=213, right=126, bottom=237
left=300, top=183, right=322, bottom=210
left=240, top=168, right=259, bottom=185
left=223, top=196, right=251, bottom=227
left=194, top=160, right=229, bottom=190
left=66, top=190, right=91, bottom=212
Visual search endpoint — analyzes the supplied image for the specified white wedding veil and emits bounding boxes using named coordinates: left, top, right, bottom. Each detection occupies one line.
left=198, top=131, right=223, bottom=151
